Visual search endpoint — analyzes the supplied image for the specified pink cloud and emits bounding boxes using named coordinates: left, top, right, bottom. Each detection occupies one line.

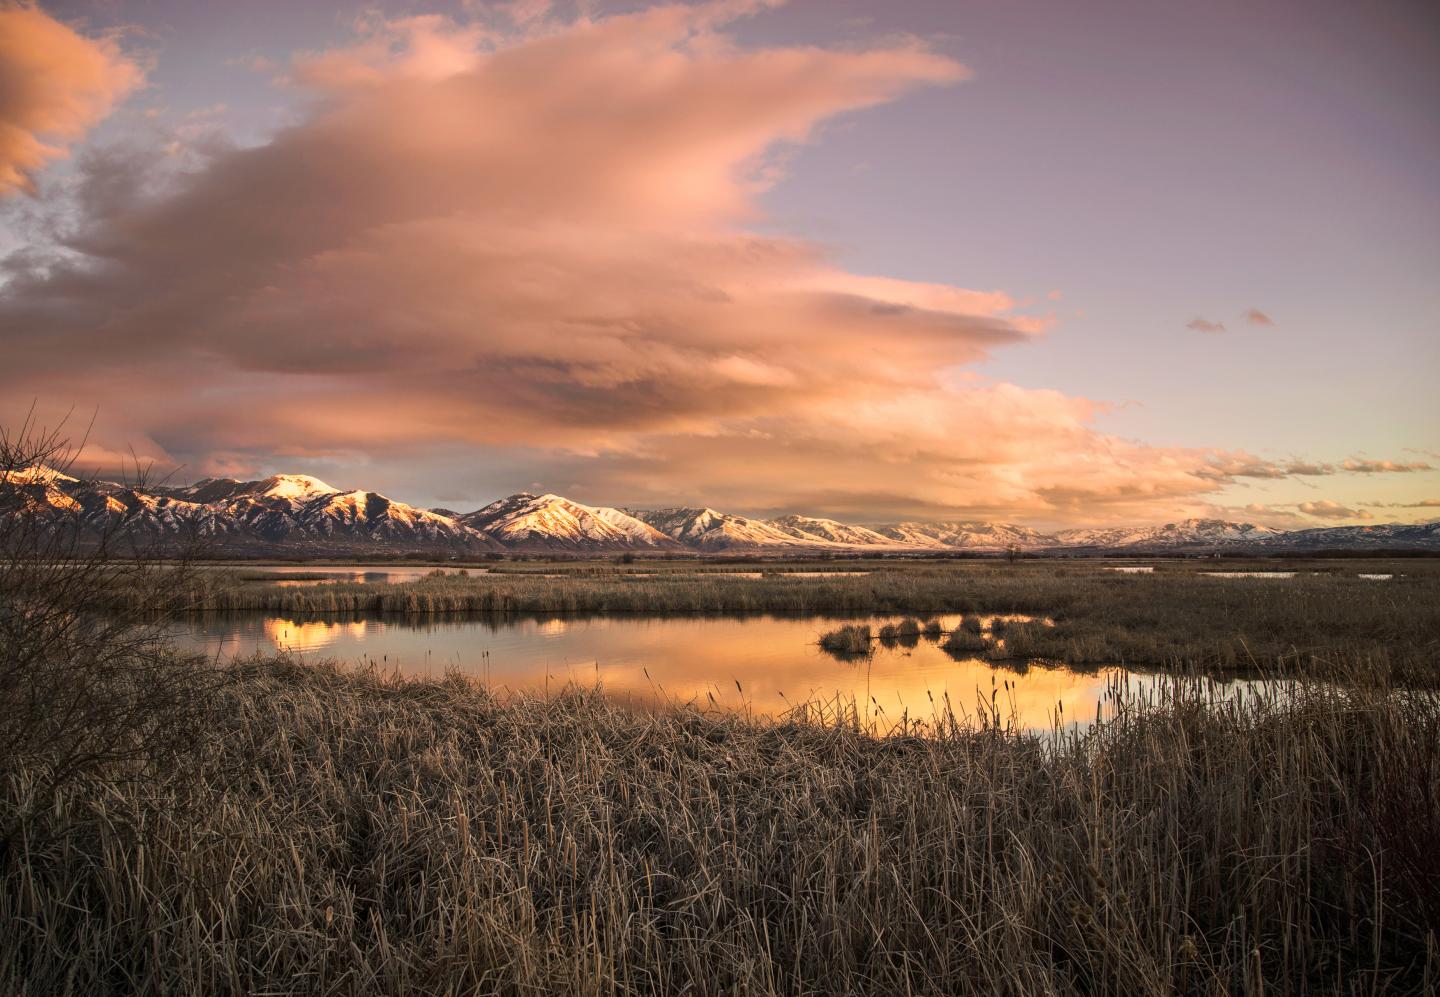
left=0, top=5, right=143, bottom=194
left=1242, top=307, right=1274, bottom=326
left=1341, top=458, right=1433, bottom=473
left=0, top=2, right=1392, bottom=523
left=1298, top=500, right=1373, bottom=521
left=1185, top=317, right=1226, bottom=333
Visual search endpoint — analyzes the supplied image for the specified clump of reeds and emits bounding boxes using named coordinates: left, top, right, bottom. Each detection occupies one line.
left=990, top=619, right=1050, bottom=660
left=922, top=618, right=943, bottom=640
left=1, top=656, right=1434, bottom=995
left=941, top=627, right=989, bottom=656
left=874, top=618, right=924, bottom=649
left=818, top=623, right=872, bottom=657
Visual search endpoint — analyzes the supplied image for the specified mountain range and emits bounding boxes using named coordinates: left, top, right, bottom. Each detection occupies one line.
left=4, top=467, right=1437, bottom=556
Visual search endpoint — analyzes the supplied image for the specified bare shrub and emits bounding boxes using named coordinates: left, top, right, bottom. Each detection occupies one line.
left=0, top=412, right=216, bottom=846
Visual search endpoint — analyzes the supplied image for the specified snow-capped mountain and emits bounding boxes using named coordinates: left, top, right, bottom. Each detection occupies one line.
left=9, top=469, right=500, bottom=554
left=161, top=473, right=341, bottom=505
left=5, top=467, right=1435, bottom=555
left=3, top=465, right=83, bottom=487
left=461, top=493, right=679, bottom=550
left=1051, top=518, right=1285, bottom=550
left=768, top=515, right=902, bottom=547
left=877, top=521, right=1055, bottom=551
left=628, top=507, right=813, bottom=551
left=1262, top=521, right=1440, bottom=549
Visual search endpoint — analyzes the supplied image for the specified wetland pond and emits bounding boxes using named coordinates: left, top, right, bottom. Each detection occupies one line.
left=209, top=565, right=876, bottom=585
left=170, top=610, right=1251, bottom=732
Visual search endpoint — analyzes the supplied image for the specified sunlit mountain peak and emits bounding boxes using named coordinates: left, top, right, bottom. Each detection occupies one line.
left=252, top=474, right=342, bottom=501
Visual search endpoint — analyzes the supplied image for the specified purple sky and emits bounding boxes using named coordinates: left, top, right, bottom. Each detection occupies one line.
left=1, top=0, right=1436, bottom=526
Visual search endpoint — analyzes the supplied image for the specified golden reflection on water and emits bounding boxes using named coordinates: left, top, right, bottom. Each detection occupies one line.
left=184, top=613, right=1133, bottom=732
left=261, top=617, right=372, bottom=652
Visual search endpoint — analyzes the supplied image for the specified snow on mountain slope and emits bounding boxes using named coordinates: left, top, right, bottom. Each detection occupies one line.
left=590, top=506, right=680, bottom=547
left=5, top=470, right=498, bottom=552
left=158, top=477, right=253, bottom=503
left=0, top=477, right=84, bottom=516
left=1, top=464, right=81, bottom=487
left=156, top=473, right=342, bottom=505
left=249, top=474, right=341, bottom=502
left=767, top=515, right=899, bottom=547
left=1261, top=522, right=1440, bottom=549
left=877, top=521, right=1053, bottom=550
left=628, top=507, right=812, bottom=551
left=1052, top=518, right=1283, bottom=549
left=463, top=494, right=679, bottom=549
left=278, top=489, right=485, bottom=544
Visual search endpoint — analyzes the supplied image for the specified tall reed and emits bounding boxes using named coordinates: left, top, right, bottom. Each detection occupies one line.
left=1, top=655, right=1434, bottom=995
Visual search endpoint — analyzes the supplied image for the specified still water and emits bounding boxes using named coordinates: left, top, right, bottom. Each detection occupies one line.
left=171, top=611, right=1186, bottom=731
left=206, top=564, right=475, bottom=584
left=203, top=566, right=877, bottom=586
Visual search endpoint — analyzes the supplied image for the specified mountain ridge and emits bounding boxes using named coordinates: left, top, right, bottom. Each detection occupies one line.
left=4, top=467, right=1436, bottom=555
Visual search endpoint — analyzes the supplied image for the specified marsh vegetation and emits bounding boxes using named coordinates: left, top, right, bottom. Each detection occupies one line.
left=138, top=559, right=1440, bottom=681
left=816, top=622, right=871, bottom=658
left=2, top=656, right=1436, bottom=995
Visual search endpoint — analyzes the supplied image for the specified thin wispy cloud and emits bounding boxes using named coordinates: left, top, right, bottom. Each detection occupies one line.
left=1342, top=458, right=1433, bottom=474
left=1185, top=317, right=1226, bottom=333
left=1197, top=454, right=1431, bottom=481
left=1361, top=498, right=1440, bottom=509
left=1186, top=310, right=1274, bottom=334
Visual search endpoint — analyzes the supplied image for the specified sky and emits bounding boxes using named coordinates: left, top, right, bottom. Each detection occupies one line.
left=0, top=0, right=1436, bottom=527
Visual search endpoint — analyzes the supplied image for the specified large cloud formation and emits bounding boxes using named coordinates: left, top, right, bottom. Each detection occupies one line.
left=0, top=2, right=1421, bottom=521
left=0, top=3, right=143, bottom=194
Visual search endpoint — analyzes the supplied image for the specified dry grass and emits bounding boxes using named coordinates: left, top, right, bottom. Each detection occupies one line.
left=0, top=656, right=1435, bottom=995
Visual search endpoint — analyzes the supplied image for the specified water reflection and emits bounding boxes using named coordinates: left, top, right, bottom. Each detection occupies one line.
left=171, top=611, right=1170, bottom=732
left=205, top=565, right=484, bottom=585
left=262, top=617, right=370, bottom=651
